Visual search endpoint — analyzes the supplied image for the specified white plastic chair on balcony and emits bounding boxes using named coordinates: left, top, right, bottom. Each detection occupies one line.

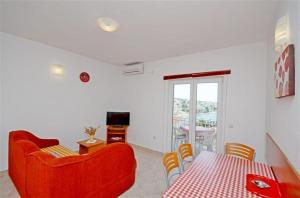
left=173, top=127, right=188, bottom=151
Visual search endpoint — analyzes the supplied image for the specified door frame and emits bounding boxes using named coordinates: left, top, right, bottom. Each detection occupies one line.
left=163, top=76, right=227, bottom=154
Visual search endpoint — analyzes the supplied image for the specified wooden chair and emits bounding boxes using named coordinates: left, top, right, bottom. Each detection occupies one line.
left=162, top=152, right=181, bottom=187
left=178, top=143, right=193, bottom=170
left=225, top=143, right=255, bottom=161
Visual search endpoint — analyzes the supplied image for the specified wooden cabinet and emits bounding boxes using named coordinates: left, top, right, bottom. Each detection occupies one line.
left=106, top=126, right=127, bottom=144
left=77, top=138, right=106, bottom=154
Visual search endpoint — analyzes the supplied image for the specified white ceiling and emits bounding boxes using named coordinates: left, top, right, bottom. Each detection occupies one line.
left=1, top=1, right=278, bottom=65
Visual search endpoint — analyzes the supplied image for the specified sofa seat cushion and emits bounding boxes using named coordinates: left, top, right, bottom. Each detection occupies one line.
left=41, top=145, right=79, bottom=158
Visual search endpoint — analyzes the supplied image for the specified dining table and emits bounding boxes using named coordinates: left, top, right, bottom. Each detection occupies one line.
left=162, top=151, right=275, bottom=198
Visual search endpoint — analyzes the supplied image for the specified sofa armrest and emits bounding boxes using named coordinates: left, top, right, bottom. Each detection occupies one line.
left=9, top=130, right=59, bottom=148
left=26, top=151, right=57, bottom=197
left=16, top=140, right=40, bottom=154
left=34, top=138, right=59, bottom=148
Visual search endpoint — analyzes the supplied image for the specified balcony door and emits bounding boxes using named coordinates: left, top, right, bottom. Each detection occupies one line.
left=168, top=77, right=224, bottom=155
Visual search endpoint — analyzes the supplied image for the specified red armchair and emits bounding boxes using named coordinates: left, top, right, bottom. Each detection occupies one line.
left=9, top=130, right=137, bottom=198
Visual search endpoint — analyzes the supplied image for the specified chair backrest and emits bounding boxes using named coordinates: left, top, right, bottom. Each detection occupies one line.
left=162, top=152, right=180, bottom=174
left=162, top=152, right=181, bottom=187
left=178, top=143, right=193, bottom=161
left=225, top=143, right=255, bottom=161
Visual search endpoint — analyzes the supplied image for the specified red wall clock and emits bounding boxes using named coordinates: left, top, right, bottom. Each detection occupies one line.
left=80, top=72, right=90, bottom=83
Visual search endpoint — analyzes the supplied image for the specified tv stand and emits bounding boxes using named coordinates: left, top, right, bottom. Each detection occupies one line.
left=106, top=125, right=127, bottom=144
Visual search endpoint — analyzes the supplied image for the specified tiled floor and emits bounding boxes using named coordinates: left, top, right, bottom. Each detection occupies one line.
left=120, top=145, right=166, bottom=198
left=0, top=145, right=166, bottom=198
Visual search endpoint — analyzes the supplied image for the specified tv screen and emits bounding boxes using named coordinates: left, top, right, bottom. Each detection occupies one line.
left=106, top=112, right=130, bottom=126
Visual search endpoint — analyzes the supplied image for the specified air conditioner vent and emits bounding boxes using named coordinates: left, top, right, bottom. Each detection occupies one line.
left=122, top=63, right=144, bottom=75
left=124, top=61, right=143, bottom=66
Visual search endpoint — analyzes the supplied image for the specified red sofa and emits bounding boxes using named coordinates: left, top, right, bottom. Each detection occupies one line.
left=9, top=130, right=137, bottom=198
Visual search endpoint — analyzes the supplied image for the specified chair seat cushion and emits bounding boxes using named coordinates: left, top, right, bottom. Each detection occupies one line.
left=40, top=145, right=79, bottom=158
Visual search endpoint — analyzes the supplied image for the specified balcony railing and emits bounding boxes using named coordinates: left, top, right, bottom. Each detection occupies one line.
left=172, top=117, right=217, bottom=153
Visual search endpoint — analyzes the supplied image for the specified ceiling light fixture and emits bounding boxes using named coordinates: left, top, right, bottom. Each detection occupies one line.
left=97, top=17, right=119, bottom=32
left=51, top=64, right=64, bottom=76
left=275, top=15, right=290, bottom=52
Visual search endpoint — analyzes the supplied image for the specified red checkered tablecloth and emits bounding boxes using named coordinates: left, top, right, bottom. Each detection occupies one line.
left=162, top=151, right=275, bottom=198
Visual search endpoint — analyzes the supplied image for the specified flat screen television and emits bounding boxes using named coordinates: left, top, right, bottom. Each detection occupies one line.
left=106, top=112, right=130, bottom=126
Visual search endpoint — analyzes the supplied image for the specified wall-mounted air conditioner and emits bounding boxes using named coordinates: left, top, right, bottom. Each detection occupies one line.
left=122, top=62, right=144, bottom=76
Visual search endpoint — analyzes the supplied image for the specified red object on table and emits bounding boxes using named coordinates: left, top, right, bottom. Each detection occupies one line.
left=162, top=151, right=276, bottom=198
left=246, top=174, right=282, bottom=198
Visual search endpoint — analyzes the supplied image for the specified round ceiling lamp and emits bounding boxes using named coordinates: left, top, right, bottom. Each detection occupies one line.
left=97, top=17, right=119, bottom=32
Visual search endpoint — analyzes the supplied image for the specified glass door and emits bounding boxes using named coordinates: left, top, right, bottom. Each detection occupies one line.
left=169, top=77, right=223, bottom=155
left=171, top=83, right=191, bottom=151
left=193, top=80, right=220, bottom=155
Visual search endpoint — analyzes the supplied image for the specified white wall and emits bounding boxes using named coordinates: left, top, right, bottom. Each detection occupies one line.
left=0, top=33, right=124, bottom=171
left=123, top=42, right=268, bottom=163
left=0, top=31, right=4, bottom=171
left=265, top=1, right=300, bottom=173
left=3, top=23, right=294, bottom=171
